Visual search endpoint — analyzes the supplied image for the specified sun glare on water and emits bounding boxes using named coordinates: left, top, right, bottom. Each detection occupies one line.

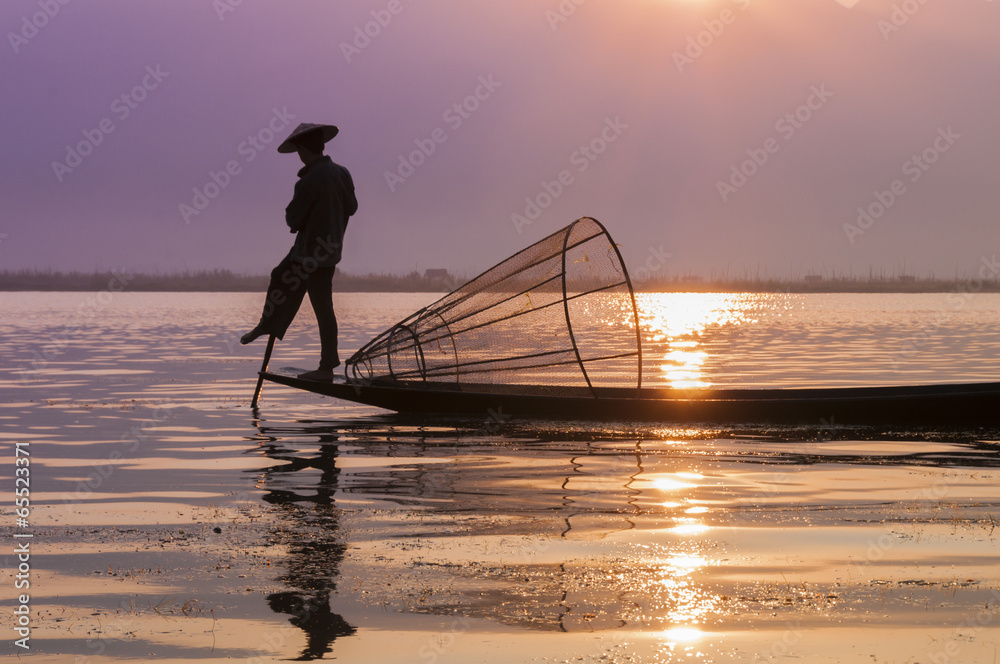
left=662, top=627, right=705, bottom=643
left=638, top=293, right=753, bottom=388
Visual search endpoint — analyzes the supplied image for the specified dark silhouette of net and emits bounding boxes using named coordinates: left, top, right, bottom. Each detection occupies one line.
left=345, top=217, right=642, bottom=397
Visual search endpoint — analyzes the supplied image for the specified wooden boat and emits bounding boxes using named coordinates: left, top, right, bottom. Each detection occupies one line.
left=254, top=217, right=1000, bottom=425
left=258, top=371, right=1000, bottom=425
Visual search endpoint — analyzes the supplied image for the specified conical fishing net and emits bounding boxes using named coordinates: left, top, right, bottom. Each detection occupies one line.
left=346, top=217, right=643, bottom=397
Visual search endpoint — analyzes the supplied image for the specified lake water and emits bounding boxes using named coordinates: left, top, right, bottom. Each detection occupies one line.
left=1, top=291, right=999, bottom=663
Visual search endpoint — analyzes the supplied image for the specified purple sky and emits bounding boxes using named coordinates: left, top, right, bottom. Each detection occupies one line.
left=1, top=0, right=998, bottom=280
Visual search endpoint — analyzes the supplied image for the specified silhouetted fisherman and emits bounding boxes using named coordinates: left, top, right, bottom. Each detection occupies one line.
left=241, top=123, right=358, bottom=382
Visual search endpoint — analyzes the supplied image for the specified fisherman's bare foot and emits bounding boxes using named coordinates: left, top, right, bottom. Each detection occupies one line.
left=298, top=367, right=336, bottom=382
left=240, top=326, right=268, bottom=345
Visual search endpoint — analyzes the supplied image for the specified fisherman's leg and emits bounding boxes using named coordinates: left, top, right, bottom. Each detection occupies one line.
left=307, top=266, right=339, bottom=370
left=241, top=254, right=308, bottom=344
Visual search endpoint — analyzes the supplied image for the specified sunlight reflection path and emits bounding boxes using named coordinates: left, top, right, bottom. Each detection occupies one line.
left=633, top=469, right=721, bottom=640
left=638, top=292, right=760, bottom=388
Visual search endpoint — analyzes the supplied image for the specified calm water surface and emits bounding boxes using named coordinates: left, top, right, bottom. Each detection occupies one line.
left=1, top=291, right=999, bottom=663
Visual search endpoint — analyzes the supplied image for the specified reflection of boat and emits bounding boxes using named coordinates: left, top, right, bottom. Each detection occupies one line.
left=256, top=217, right=1000, bottom=425
left=246, top=418, right=711, bottom=636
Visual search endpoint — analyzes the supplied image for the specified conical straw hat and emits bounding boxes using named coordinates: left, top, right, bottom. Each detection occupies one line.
left=277, top=123, right=339, bottom=153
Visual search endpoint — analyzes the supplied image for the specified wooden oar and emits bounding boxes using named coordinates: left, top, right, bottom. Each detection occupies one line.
left=251, top=335, right=276, bottom=408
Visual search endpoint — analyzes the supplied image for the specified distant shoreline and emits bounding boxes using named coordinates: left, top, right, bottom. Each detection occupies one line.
left=1, top=269, right=998, bottom=294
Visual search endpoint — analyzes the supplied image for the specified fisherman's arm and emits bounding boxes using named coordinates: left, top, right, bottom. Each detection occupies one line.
left=285, top=178, right=318, bottom=232
left=343, top=171, right=358, bottom=217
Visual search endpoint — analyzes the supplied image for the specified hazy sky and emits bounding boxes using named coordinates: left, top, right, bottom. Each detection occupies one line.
left=1, top=0, right=997, bottom=280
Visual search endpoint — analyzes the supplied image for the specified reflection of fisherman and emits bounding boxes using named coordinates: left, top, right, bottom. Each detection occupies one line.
left=241, top=122, right=358, bottom=382
left=255, top=427, right=356, bottom=660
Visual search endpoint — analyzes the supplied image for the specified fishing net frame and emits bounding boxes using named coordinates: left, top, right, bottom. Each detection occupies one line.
left=345, top=217, right=643, bottom=398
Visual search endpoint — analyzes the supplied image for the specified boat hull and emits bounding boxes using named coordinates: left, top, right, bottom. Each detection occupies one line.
left=259, top=372, right=1000, bottom=425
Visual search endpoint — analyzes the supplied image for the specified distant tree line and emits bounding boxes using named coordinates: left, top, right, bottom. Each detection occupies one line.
left=0, top=269, right=463, bottom=292
left=0, top=268, right=997, bottom=293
